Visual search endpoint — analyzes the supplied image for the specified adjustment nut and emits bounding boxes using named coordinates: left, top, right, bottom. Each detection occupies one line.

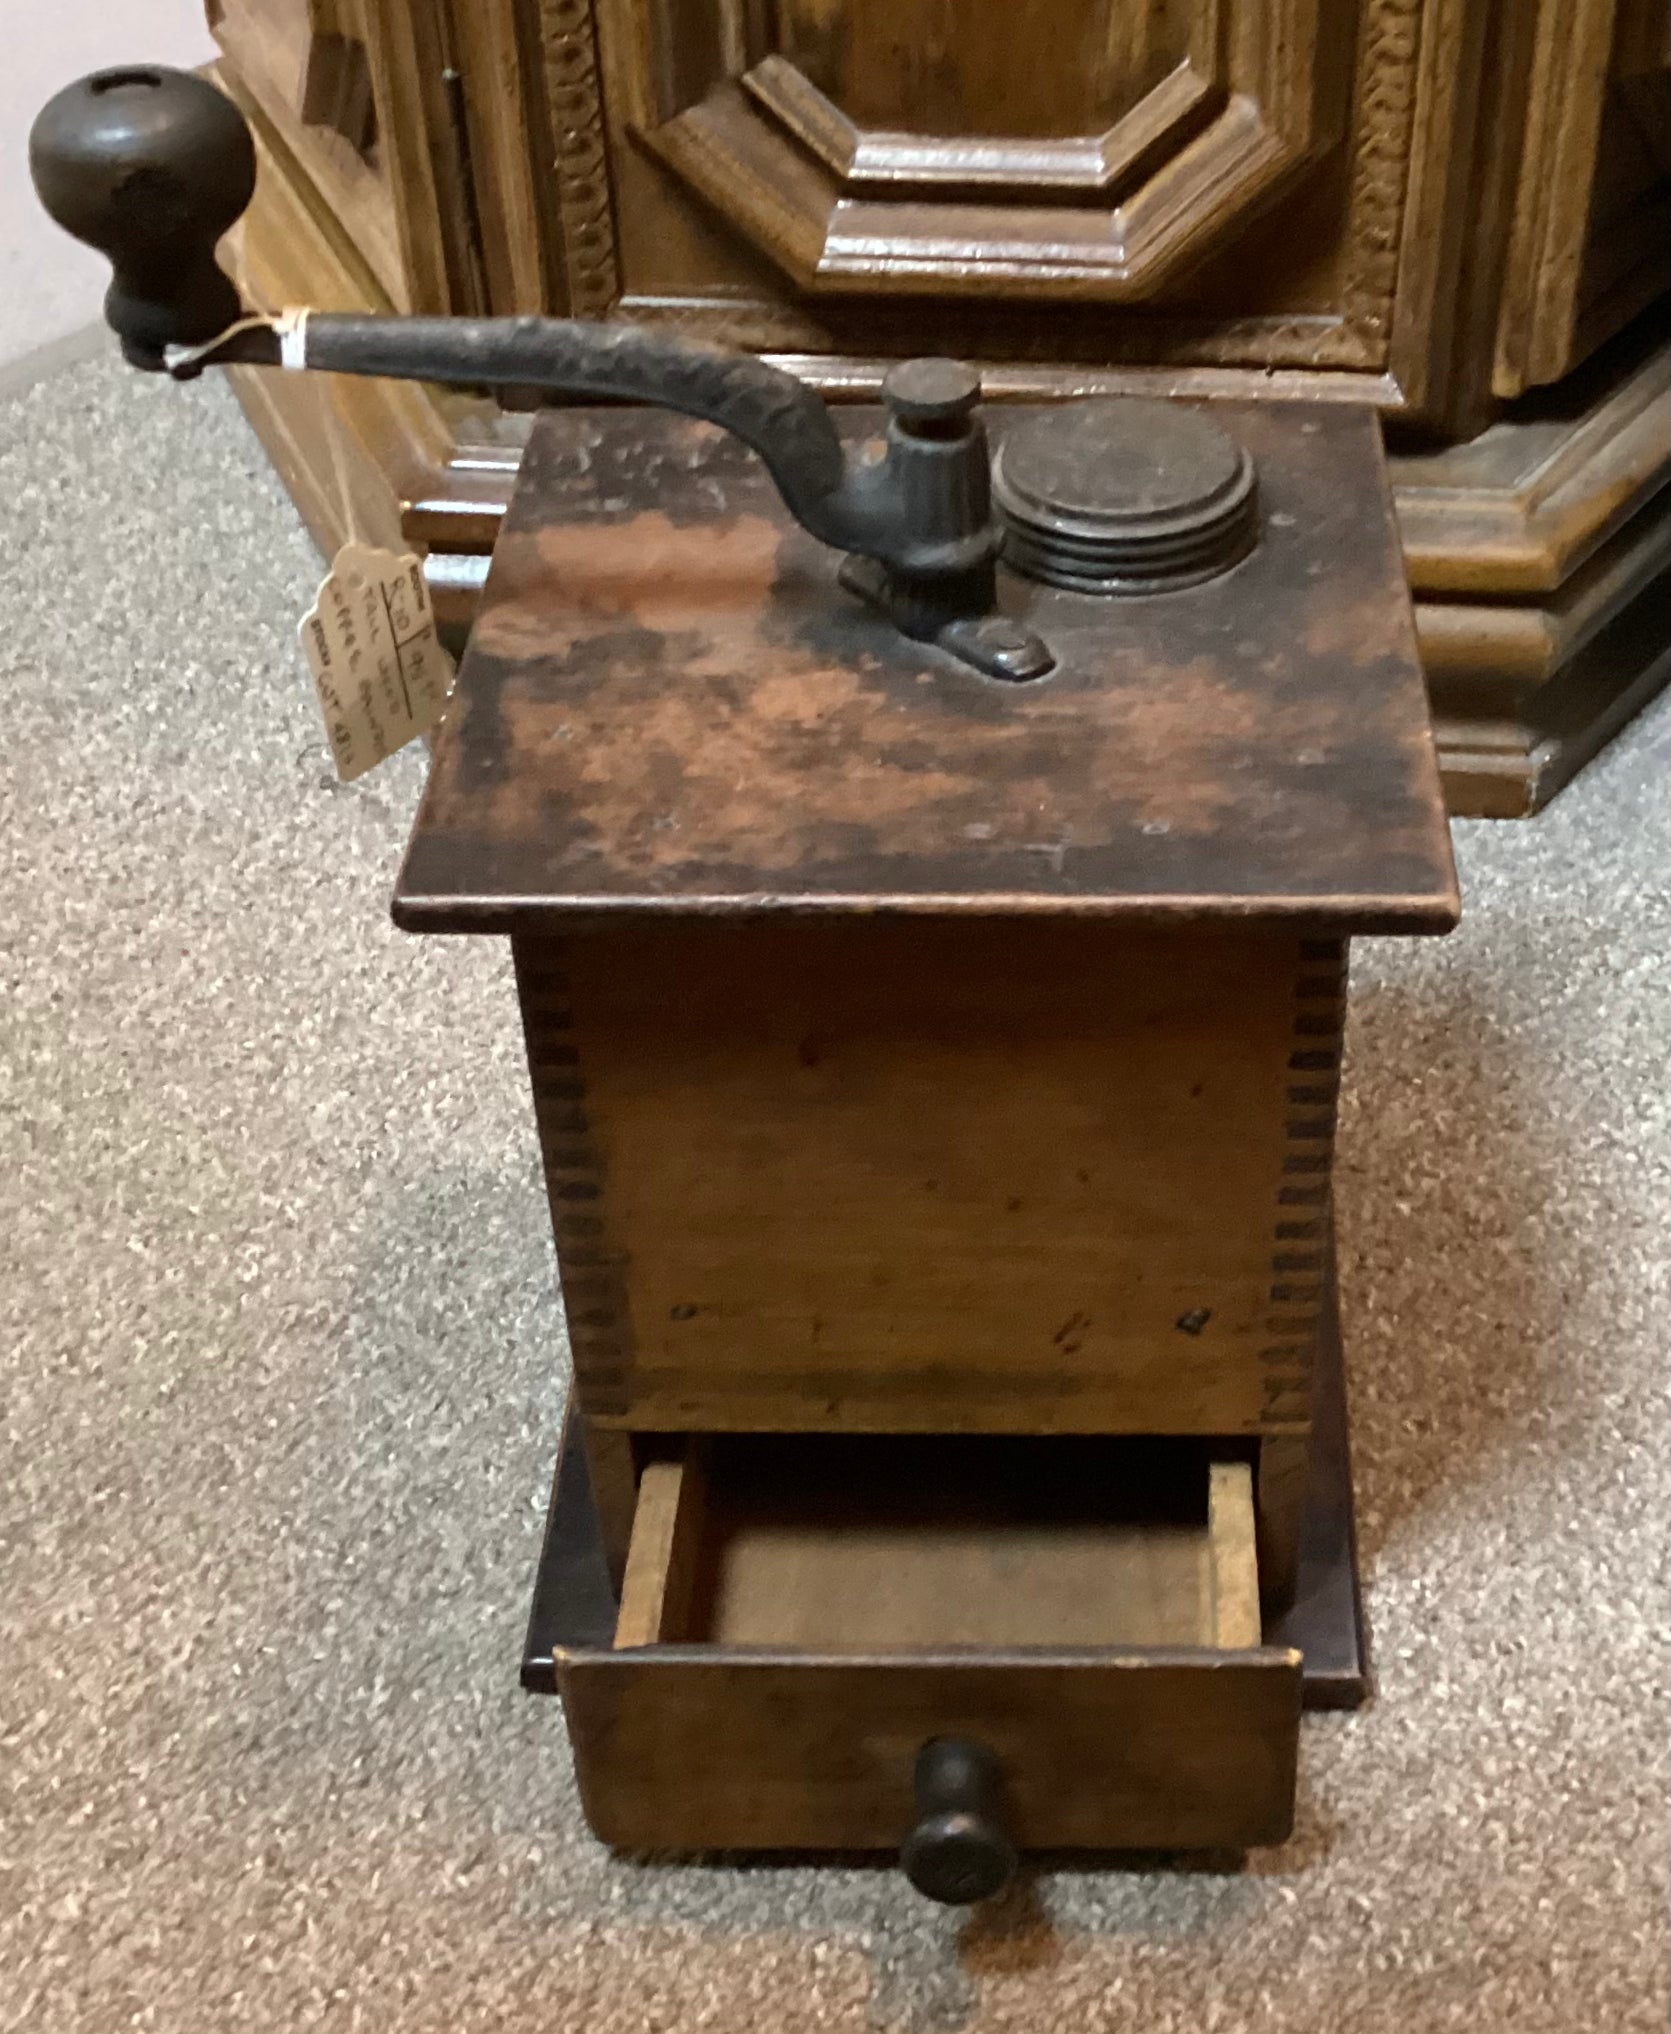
left=883, top=358, right=983, bottom=431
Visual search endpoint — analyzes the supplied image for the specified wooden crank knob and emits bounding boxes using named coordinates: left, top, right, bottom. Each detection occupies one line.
left=29, top=66, right=256, bottom=369
left=900, top=1737, right=1018, bottom=1905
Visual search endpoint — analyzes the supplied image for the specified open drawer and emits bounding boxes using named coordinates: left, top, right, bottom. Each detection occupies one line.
left=556, top=1433, right=1302, bottom=1875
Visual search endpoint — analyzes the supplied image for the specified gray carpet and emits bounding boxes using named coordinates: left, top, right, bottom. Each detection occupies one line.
left=2, top=355, right=1666, bottom=2034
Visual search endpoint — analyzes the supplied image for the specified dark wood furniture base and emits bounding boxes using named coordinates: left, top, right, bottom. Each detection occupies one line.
left=519, top=1280, right=1368, bottom=1713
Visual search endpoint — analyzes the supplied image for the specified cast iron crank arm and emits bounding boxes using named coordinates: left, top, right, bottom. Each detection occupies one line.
left=177, top=311, right=995, bottom=588
left=29, top=64, right=1052, bottom=680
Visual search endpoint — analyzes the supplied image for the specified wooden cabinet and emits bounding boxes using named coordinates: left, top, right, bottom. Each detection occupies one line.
left=207, top=0, right=1671, bottom=813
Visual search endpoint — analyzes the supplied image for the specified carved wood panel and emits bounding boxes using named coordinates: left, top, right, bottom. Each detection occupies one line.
left=766, top=0, right=1201, bottom=138
left=1493, top=0, right=1670, bottom=394
left=607, top=0, right=1353, bottom=300
left=532, top=0, right=1535, bottom=423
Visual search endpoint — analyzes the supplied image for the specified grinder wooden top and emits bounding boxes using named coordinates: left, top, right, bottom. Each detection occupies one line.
left=394, top=401, right=1458, bottom=935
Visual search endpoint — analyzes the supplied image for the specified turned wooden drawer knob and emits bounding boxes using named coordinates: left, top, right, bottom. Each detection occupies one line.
left=900, top=1737, right=1018, bottom=1904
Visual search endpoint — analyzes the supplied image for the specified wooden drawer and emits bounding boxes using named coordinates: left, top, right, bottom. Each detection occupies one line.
left=558, top=1433, right=1302, bottom=1859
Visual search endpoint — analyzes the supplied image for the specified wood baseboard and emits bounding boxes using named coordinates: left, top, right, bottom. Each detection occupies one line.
left=1391, top=317, right=1671, bottom=813
left=1431, top=567, right=1671, bottom=816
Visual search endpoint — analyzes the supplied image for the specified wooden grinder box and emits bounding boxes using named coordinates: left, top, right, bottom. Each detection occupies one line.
left=394, top=396, right=1458, bottom=1890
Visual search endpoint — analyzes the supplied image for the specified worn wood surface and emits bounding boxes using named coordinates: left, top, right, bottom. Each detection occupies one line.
left=212, top=123, right=1667, bottom=825
left=515, top=921, right=1341, bottom=1436
left=1209, top=1462, right=1263, bottom=1647
left=561, top=1647, right=1299, bottom=1851
left=395, top=400, right=1454, bottom=933
left=612, top=1452, right=708, bottom=1647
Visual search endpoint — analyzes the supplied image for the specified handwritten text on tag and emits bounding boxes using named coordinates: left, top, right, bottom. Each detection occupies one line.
left=300, top=545, right=453, bottom=781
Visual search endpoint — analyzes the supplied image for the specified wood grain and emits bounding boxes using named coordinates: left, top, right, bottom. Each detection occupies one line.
left=1416, top=497, right=1671, bottom=701
left=395, top=402, right=1455, bottom=937
left=211, top=0, right=411, bottom=309
left=1209, top=1461, right=1263, bottom=1646
left=216, top=63, right=494, bottom=560
left=561, top=1647, right=1300, bottom=1850
left=637, top=0, right=1348, bottom=303
left=612, top=1451, right=707, bottom=1645
left=523, top=1280, right=1369, bottom=1709
left=1391, top=318, right=1671, bottom=596
left=447, top=0, right=556, bottom=316
left=739, top=49, right=1216, bottom=191
left=1493, top=0, right=1670, bottom=396
left=524, top=920, right=1335, bottom=1436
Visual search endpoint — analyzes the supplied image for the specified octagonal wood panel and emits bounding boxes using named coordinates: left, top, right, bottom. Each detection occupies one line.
left=625, top=0, right=1350, bottom=296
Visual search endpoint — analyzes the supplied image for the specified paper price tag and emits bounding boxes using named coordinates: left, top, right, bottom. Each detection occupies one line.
left=300, top=545, right=453, bottom=781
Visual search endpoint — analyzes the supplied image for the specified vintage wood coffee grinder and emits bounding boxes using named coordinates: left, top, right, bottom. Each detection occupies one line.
left=34, top=67, right=1458, bottom=1903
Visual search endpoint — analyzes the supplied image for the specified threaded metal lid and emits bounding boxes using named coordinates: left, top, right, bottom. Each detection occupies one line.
left=993, top=398, right=1258, bottom=594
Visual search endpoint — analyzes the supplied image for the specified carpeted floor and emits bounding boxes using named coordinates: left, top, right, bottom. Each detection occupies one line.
left=1, top=355, right=1666, bottom=2034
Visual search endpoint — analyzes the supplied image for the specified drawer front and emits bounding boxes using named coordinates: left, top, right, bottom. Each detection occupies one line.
left=556, top=1435, right=1301, bottom=1855
left=560, top=1646, right=1301, bottom=1852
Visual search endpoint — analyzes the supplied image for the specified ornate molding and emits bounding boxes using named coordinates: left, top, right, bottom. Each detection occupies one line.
left=531, top=0, right=1437, bottom=375
left=1338, top=0, right=1427, bottom=356
left=538, top=0, right=620, bottom=318
left=639, top=0, right=1352, bottom=300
